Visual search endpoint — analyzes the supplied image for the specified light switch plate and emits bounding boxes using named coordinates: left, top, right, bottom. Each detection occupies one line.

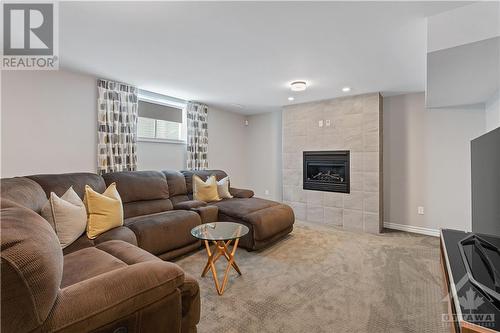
left=417, top=206, right=425, bottom=215
left=318, top=120, right=324, bottom=127
left=326, top=119, right=331, bottom=127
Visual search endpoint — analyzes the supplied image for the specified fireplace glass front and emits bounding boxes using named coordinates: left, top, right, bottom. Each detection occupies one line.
left=303, top=151, right=350, bottom=193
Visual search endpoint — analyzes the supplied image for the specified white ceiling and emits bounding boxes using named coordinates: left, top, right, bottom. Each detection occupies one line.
left=59, top=1, right=468, bottom=114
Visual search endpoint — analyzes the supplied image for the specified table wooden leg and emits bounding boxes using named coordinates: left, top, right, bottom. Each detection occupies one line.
left=220, top=238, right=240, bottom=294
left=201, top=240, right=212, bottom=277
left=220, top=239, right=242, bottom=275
left=200, top=238, right=242, bottom=295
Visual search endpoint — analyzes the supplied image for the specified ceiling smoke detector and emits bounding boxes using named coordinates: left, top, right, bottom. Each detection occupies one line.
left=288, top=96, right=295, bottom=101
left=290, top=81, right=307, bottom=92
left=342, top=87, right=351, bottom=92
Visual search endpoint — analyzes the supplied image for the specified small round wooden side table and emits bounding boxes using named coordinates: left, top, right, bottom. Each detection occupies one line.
left=191, top=222, right=249, bottom=295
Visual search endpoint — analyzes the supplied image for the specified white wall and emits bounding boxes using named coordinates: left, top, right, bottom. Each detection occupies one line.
left=427, top=1, right=500, bottom=53
left=383, top=93, right=485, bottom=232
left=486, top=91, right=500, bottom=132
left=1, top=70, right=97, bottom=177
left=137, top=141, right=186, bottom=171
left=1, top=70, right=250, bottom=186
left=207, top=108, right=248, bottom=188
left=245, top=111, right=282, bottom=200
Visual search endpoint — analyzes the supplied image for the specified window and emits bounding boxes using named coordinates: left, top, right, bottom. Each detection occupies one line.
left=137, top=91, right=187, bottom=143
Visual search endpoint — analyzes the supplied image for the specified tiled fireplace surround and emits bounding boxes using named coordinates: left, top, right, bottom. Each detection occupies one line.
left=282, top=93, right=383, bottom=233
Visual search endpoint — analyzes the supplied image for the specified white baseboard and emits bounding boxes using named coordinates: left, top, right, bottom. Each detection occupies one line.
left=383, top=222, right=440, bottom=237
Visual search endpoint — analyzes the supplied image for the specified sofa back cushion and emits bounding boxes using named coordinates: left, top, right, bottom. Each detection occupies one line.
left=0, top=177, right=47, bottom=213
left=181, top=170, right=228, bottom=195
left=102, top=171, right=172, bottom=219
left=27, top=173, right=106, bottom=199
left=163, top=170, right=189, bottom=204
left=1, top=199, right=63, bottom=332
left=162, top=170, right=187, bottom=196
left=102, top=171, right=169, bottom=203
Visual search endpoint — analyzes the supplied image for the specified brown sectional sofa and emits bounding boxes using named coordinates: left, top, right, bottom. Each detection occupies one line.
left=1, top=169, right=294, bottom=333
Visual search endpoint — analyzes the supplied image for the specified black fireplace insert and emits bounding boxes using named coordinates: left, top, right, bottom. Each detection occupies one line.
left=303, top=151, right=350, bottom=193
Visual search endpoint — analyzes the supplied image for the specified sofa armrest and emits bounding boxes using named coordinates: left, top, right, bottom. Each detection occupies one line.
left=191, top=205, right=219, bottom=223
left=173, top=200, right=207, bottom=210
left=179, top=272, right=201, bottom=332
left=43, top=261, right=185, bottom=332
left=229, top=187, right=254, bottom=198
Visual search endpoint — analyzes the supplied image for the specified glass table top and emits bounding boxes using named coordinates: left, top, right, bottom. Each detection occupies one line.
left=191, top=222, right=249, bottom=241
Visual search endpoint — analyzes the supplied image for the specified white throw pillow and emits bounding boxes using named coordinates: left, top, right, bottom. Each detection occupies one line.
left=41, top=186, right=87, bottom=248
left=217, top=176, right=233, bottom=199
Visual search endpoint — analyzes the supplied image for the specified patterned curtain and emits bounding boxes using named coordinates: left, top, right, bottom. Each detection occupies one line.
left=97, top=79, right=138, bottom=175
left=186, top=102, right=209, bottom=170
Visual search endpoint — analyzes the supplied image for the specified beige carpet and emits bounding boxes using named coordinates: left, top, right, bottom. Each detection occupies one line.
left=174, top=221, right=448, bottom=333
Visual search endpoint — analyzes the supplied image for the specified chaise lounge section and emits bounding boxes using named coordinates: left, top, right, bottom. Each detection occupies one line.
left=180, top=170, right=295, bottom=250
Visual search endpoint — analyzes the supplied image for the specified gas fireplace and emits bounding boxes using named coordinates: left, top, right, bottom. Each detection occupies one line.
left=303, top=151, right=350, bottom=193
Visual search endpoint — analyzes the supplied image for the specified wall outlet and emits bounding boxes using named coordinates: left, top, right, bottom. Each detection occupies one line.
left=326, top=119, right=331, bottom=127
left=318, top=120, right=324, bottom=127
left=264, top=189, right=270, bottom=195
left=417, top=206, right=425, bottom=215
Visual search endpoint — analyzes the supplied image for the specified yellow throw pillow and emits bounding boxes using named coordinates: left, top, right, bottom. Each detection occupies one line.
left=84, top=182, right=123, bottom=239
left=193, top=175, right=220, bottom=202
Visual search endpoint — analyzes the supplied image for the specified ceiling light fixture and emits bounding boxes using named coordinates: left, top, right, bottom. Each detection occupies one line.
left=290, top=81, right=307, bottom=92
left=342, top=87, right=351, bottom=92
left=288, top=97, right=295, bottom=101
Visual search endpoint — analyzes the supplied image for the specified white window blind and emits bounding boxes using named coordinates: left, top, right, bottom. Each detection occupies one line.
left=156, top=119, right=180, bottom=140
left=137, top=117, right=156, bottom=138
left=137, top=91, right=187, bottom=143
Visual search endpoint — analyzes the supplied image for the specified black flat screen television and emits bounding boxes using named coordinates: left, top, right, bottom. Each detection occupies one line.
left=471, top=127, right=500, bottom=237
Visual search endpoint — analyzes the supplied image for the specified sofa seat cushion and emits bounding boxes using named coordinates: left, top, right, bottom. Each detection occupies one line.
left=62, top=234, right=95, bottom=255
left=125, top=211, right=201, bottom=255
left=213, top=197, right=279, bottom=219
left=61, top=247, right=126, bottom=288
left=96, top=240, right=160, bottom=265
left=244, top=204, right=295, bottom=241
left=173, top=200, right=207, bottom=210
